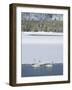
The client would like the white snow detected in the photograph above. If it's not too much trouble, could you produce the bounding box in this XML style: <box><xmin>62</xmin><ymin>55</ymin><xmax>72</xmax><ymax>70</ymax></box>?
<box><xmin>21</xmin><ymin>32</ymin><xmax>63</xmax><ymax>64</ymax></box>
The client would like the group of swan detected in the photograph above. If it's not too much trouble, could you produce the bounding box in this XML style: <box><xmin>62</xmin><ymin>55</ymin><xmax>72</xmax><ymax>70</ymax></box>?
<box><xmin>31</xmin><ymin>59</ymin><xmax>53</xmax><ymax>68</ymax></box>
<box><xmin>32</xmin><ymin>63</ymin><xmax>53</xmax><ymax>68</ymax></box>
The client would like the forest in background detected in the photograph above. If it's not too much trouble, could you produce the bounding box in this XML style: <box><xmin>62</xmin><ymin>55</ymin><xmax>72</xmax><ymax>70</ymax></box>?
<box><xmin>21</xmin><ymin>12</ymin><xmax>63</xmax><ymax>32</ymax></box>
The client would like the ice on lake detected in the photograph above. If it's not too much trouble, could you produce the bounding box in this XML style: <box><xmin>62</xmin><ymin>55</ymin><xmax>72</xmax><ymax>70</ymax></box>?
<box><xmin>21</xmin><ymin>32</ymin><xmax>63</xmax><ymax>64</ymax></box>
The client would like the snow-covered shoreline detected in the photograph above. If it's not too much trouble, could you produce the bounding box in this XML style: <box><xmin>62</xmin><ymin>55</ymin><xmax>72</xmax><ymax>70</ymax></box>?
<box><xmin>22</xmin><ymin>32</ymin><xmax>63</xmax><ymax>36</ymax></box>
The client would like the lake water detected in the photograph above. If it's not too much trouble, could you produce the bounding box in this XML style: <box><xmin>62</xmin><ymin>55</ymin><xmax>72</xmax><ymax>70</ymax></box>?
<box><xmin>21</xmin><ymin>63</ymin><xmax>63</xmax><ymax>77</ymax></box>
<box><xmin>21</xmin><ymin>32</ymin><xmax>63</xmax><ymax>77</ymax></box>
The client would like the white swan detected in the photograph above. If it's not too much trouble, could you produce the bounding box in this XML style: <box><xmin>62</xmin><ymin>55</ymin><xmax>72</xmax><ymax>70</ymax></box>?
<box><xmin>32</xmin><ymin>59</ymin><xmax>41</xmax><ymax>68</ymax></box>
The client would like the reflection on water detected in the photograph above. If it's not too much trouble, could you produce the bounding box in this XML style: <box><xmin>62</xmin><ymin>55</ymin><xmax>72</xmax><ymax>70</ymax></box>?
<box><xmin>21</xmin><ymin>63</ymin><xmax>63</xmax><ymax>77</ymax></box>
